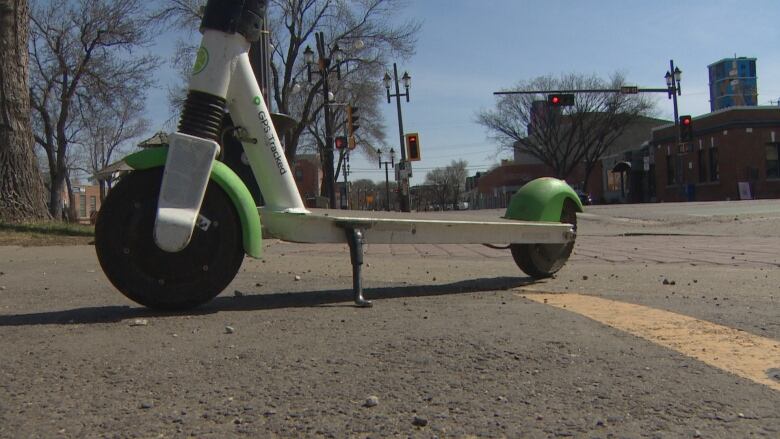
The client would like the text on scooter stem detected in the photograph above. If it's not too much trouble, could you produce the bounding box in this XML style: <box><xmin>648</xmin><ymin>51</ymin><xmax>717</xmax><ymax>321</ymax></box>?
<box><xmin>258</xmin><ymin>110</ymin><xmax>288</xmax><ymax>175</ymax></box>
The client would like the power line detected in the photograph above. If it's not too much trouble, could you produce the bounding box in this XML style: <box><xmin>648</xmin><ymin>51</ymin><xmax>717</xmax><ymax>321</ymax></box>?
<box><xmin>423</xmin><ymin>149</ymin><xmax>502</xmax><ymax>159</ymax></box>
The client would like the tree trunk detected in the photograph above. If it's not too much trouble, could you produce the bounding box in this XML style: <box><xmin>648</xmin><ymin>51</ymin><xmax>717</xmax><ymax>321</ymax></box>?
<box><xmin>582</xmin><ymin>162</ymin><xmax>596</xmax><ymax>193</ymax></box>
<box><xmin>64</xmin><ymin>172</ymin><xmax>76</xmax><ymax>222</ymax></box>
<box><xmin>0</xmin><ymin>0</ymin><xmax>49</xmax><ymax>223</ymax></box>
<box><xmin>49</xmin><ymin>171</ymin><xmax>65</xmax><ymax>220</ymax></box>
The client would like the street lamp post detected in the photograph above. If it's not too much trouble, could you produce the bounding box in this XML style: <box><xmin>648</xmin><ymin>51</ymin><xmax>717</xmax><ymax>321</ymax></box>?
<box><xmin>383</xmin><ymin>63</ymin><xmax>412</xmax><ymax>212</ymax></box>
<box><xmin>304</xmin><ymin>32</ymin><xmax>345</xmax><ymax>209</ymax></box>
<box><xmin>377</xmin><ymin>147</ymin><xmax>395</xmax><ymax>211</ymax></box>
<box><xmin>342</xmin><ymin>151</ymin><xmax>351</xmax><ymax>209</ymax></box>
<box><xmin>664</xmin><ymin>60</ymin><xmax>683</xmax><ymax>142</ymax></box>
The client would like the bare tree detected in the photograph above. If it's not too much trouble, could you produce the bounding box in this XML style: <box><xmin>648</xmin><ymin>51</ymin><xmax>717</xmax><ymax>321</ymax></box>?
<box><xmin>74</xmin><ymin>94</ymin><xmax>149</xmax><ymax>201</ymax></box>
<box><xmin>425</xmin><ymin>160</ymin><xmax>467</xmax><ymax>210</ymax></box>
<box><xmin>476</xmin><ymin>73</ymin><xmax>655</xmax><ymax>190</ymax></box>
<box><xmin>156</xmin><ymin>0</ymin><xmax>420</xmax><ymax>194</ymax></box>
<box><xmin>0</xmin><ymin>0</ymin><xmax>49</xmax><ymax>222</ymax></box>
<box><xmin>269</xmin><ymin>0</ymin><xmax>419</xmax><ymax>161</ymax></box>
<box><xmin>28</xmin><ymin>0</ymin><xmax>159</xmax><ymax>219</ymax></box>
<box><xmin>447</xmin><ymin>159</ymin><xmax>468</xmax><ymax>207</ymax></box>
<box><xmin>149</xmin><ymin>0</ymin><xmax>201</xmax><ymax>30</ymax></box>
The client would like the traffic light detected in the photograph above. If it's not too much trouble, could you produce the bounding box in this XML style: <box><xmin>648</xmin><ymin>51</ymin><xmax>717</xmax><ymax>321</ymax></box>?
<box><xmin>547</xmin><ymin>93</ymin><xmax>575</xmax><ymax>107</ymax></box>
<box><xmin>679</xmin><ymin>115</ymin><xmax>693</xmax><ymax>142</ymax></box>
<box><xmin>405</xmin><ymin>132</ymin><xmax>421</xmax><ymax>161</ymax></box>
<box><xmin>347</xmin><ymin>105</ymin><xmax>360</xmax><ymax>136</ymax></box>
<box><xmin>334</xmin><ymin>136</ymin><xmax>348</xmax><ymax>150</ymax></box>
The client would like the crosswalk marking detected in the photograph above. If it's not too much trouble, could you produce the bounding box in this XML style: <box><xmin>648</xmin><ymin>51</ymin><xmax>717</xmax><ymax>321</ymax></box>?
<box><xmin>519</xmin><ymin>292</ymin><xmax>780</xmax><ymax>392</ymax></box>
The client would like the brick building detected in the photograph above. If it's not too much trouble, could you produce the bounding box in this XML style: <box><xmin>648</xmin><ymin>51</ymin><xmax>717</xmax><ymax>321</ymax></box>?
<box><xmin>291</xmin><ymin>154</ymin><xmax>322</xmax><ymax>207</ymax></box>
<box><xmin>651</xmin><ymin>106</ymin><xmax>780</xmax><ymax>202</ymax></box>
<box><xmin>62</xmin><ymin>183</ymin><xmax>102</xmax><ymax>223</ymax></box>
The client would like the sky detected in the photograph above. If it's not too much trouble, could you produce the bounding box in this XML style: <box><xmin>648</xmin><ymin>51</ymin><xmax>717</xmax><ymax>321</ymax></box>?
<box><xmin>143</xmin><ymin>0</ymin><xmax>780</xmax><ymax>186</ymax></box>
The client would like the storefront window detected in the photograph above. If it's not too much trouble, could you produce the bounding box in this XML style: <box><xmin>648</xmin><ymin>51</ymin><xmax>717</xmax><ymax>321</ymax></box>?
<box><xmin>698</xmin><ymin>149</ymin><xmax>707</xmax><ymax>182</ymax></box>
<box><xmin>607</xmin><ymin>171</ymin><xmax>621</xmax><ymax>192</ymax></box>
<box><xmin>709</xmin><ymin>147</ymin><xmax>719</xmax><ymax>181</ymax></box>
<box><xmin>79</xmin><ymin>194</ymin><xmax>87</xmax><ymax>218</ymax></box>
<box><xmin>767</xmin><ymin>144</ymin><xmax>780</xmax><ymax>178</ymax></box>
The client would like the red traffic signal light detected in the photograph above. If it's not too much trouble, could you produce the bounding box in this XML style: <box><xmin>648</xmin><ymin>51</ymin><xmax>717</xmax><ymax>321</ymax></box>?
<box><xmin>679</xmin><ymin>115</ymin><xmax>693</xmax><ymax>142</ymax></box>
<box><xmin>405</xmin><ymin>132</ymin><xmax>421</xmax><ymax>161</ymax></box>
<box><xmin>548</xmin><ymin>93</ymin><xmax>574</xmax><ymax>107</ymax></box>
<box><xmin>334</xmin><ymin>136</ymin><xmax>348</xmax><ymax>149</ymax></box>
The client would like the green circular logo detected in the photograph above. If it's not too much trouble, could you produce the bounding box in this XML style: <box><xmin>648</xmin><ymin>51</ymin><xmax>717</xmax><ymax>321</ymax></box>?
<box><xmin>193</xmin><ymin>47</ymin><xmax>209</xmax><ymax>75</ymax></box>
<box><xmin>253</xmin><ymin>96</ymin><xmax>261</xmax><ymax>105</ymax></box>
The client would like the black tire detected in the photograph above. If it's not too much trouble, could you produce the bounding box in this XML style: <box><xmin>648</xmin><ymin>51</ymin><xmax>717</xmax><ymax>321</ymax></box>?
<box><xmin>95</xmin><ymin>168</ymin><xmax>244</xmax><ymax>310</ymax></box>
<box><xmin>510</xmin><ymin>199</ymin><xmax>577</xmax><ymax>279</ymax></box>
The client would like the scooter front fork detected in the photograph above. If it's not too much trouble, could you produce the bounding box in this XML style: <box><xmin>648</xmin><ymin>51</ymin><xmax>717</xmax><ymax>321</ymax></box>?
<box><xmin>154</xmin><ymin>91</ymin><xmax>224</xmax><ymax>253</ymax></box>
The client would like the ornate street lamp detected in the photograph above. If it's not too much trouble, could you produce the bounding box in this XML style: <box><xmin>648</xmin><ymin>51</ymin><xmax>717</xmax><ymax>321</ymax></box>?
<box><xmin>665</xmin><ymin>61</ymin><xmax>683</xmax><ymax>141</ymax></box>
<box><xmin>383</xmin><ymin>64</ymin><xmax>412</xmax><ymax>212</ymax></box>
<box><xmin>303</xmin><ymin>33</ymin><xmax>347</xmax><ymax>208</ymax></box>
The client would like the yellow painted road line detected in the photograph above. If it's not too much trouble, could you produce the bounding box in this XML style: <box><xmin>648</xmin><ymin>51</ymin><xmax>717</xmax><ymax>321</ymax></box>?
<box><xmin>520</xmin><ymin>292</ymin><xmax>780</xmax><ymax>391</ymax></box>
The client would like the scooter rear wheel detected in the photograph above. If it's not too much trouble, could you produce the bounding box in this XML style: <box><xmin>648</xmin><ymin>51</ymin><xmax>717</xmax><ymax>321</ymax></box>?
<box><xmin>510</xmin><ymin>199</ymin><xmax>577</xmax><ymax>279</ymax></box>
<box><xmin>95</xmin><ymin>168</ymin><xmax>244</xmax><ymax>310</ymax></box>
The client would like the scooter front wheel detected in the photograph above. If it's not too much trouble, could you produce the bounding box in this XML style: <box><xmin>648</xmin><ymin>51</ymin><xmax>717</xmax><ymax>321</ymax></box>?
<box><xmin>510</xmin><ymin>199</ymin><xmax>577</xmax><ymax>279</ymax></box>
<box><xmin>95</xmin><ymin>168</ymin><xmax>244</xmax><ymax>310</ymax></box>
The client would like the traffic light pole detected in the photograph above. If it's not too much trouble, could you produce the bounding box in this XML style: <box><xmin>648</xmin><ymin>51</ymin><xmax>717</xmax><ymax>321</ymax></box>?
<box><xmin>493</xmin><ymin>59</ymin><xmax>684</xmax><ymax>140</ymax></box>
<box><xmin>306</xmin><ymin>32</ymin><xmax>344</xmax><ymax>209</ymax></box>
<box><xmin>667</xmin><ymin>59</ymin><xmax>682</xmax><ymax>143</ymax></box>
<box><xmin>494</xmin><ymin>59</ymin><xmax>682</xmax><ymax>143</ymax></box>
<box><xmin>493</xmin><ymin>87</ymin><xmax>670</xmax><ymax>95</ymax></box>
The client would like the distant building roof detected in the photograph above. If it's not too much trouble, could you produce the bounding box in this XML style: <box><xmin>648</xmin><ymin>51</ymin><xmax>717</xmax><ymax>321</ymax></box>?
<box><xmin>707</xmin><ymin>56</ymin><xmax>756</xmax><ymax>68</ymax></box>
<box><xmin>138</xmin><ymin>131</ymin><xmax>169</xmax><ymax>148</ymax></box>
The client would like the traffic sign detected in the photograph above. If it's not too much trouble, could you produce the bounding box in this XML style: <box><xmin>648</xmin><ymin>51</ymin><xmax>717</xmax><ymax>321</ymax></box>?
<box><xmin>620</xmin><ymin>86</ymin><xmax>639</xmax><ymax>94</ymax></box>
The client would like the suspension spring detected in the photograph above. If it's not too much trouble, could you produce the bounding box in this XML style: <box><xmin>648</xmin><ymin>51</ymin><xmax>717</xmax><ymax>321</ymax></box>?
<box><xmin>178</xmin><ymin>90</ymin><xmax>226</xmax><ymax>141</ymax></box>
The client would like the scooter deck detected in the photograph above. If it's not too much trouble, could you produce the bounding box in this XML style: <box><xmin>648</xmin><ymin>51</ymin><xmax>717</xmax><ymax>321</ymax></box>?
<box><xmin>260</xmin><ymin>208</ymin><xmax>575</xmax><ymax>245</ymax></box>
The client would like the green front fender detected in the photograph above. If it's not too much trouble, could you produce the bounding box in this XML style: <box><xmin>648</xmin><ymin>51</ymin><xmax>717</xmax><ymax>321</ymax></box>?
<box><xmin>123</xmin><ymin>147</ymin><xmax>262</xmax><ymax>258</ymax></box>
<box><xmin>504</xmin><ymin>177</ymin><xmax>583</xmax><ymax>222</ymax></box>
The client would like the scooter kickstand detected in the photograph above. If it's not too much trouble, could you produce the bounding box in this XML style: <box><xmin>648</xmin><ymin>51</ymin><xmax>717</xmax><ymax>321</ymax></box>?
<box><xmin>345</xmin><ymin>228</ymin><xmax>372</xmax><ymax>308</ymax></box>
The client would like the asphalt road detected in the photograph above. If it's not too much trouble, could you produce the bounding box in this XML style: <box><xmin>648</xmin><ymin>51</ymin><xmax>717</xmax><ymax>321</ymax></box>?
<box><xmin>1</xmin><ymin>200</ymin><xmax>778</xmax><ymax>438</ymax></box>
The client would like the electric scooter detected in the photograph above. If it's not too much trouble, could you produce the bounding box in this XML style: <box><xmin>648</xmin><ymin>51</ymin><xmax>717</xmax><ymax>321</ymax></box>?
<box><xmin>94</xmin><ymin>0</ymin><xmax>582</xmax><ymax>310</ymax></box>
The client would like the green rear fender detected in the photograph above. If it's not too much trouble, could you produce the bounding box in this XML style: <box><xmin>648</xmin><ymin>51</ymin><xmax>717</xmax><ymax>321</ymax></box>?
<box><xmin>123</xmin><ymin>147</ymin><xmax>262</xmax><ymax>258</ymax></box>
<box><xmin>504</xmin><ymin>177</ymin><xmax>583</xmax><ymax>222</ymax></box>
